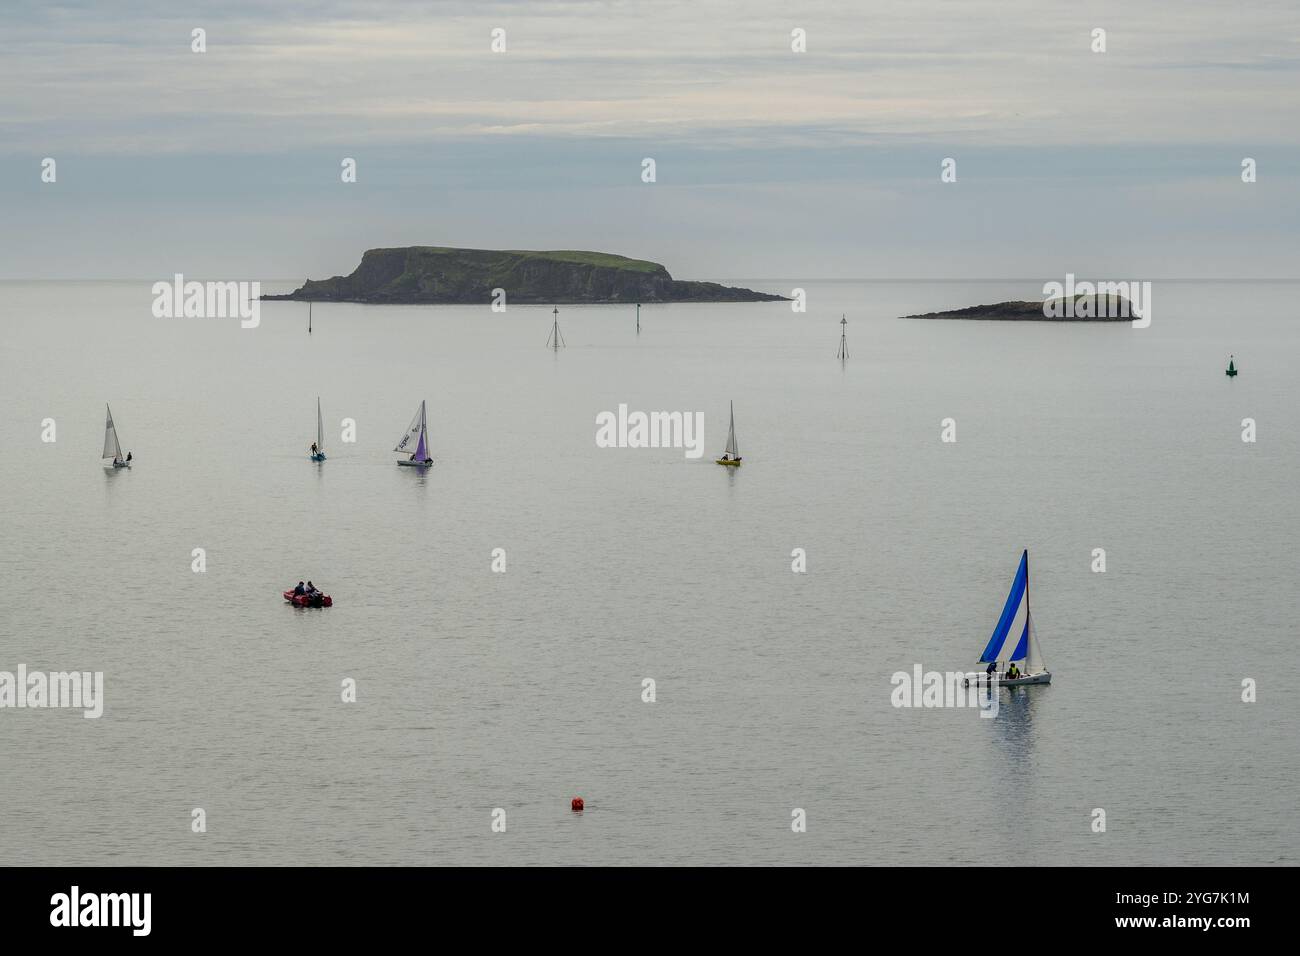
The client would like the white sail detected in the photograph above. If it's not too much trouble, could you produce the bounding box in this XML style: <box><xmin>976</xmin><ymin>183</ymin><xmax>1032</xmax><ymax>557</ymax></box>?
<box><xmin>316</xmin><ymin>397</ymin><xmax>324</xmax><ymax>451</ymax></box>
<box><xmin>102</xmin><ymin>404</ymin><xmax>123</xmax><ymax>460</ymax></box>
<box><xmin>394</xmin><ymin>401</ymin><xmax>425</xmax><ymax>455</ymax></box>
<box><xmin>724</xmin><ymin>402</ymin><xmax>739</xmax><ymax>458</ymax></box>
<box><xmin>1025</xmin><ymin>609</ymin><xmax>1046</xmax><ymax>674</ymax></box>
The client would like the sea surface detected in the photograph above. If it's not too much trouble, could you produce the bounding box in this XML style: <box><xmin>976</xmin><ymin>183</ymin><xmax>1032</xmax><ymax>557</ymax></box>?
<box><xmin>0</xmin><ymin>279</ymin><xmax>1296</xmax><ymax>866</ymax></box>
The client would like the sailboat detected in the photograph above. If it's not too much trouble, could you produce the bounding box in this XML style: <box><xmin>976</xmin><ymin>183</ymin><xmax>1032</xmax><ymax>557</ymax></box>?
<box><xmin>1225</xmin><ymin>355</ymin><xmax>1237</xmax><ymax>377</ymax></box>
<box><xmin>966</xmin><ymin>550</ymin><xmax>1051</xmax><ymax>687</ymax></box>
<box><xmin>102</xmin><ymin>403</ymin><xmax>131</xmax><ymax>468</ymax></box>
<box><xmin>715</xmin><ymin>401</ymin><xmax>742</xmax><ymax>466</ymax></box>
<box><xmin>310</xmin><ymin>397</ymin><xmax>326</xmax><ymax>461</ymax></box>
<box><xmin>394</xmin><ymin>400</ymin><xmax>433</xmax><ymax>467</ymax></box>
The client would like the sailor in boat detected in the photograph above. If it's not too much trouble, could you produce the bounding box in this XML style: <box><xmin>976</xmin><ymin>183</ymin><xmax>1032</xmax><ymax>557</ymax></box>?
<box><xmin>294</xmin><ymin>581</ymin><xmax>307</xmax><ymax>596</ymax></box>
<box><xmin>306</xmin><ymin>580</ymin><xmax>318</xmax><ymax>596</ymax></box>
<box><xmin>1007</xmin><ymin>663</ymin><xmax>1020</xmax><ymax>680</ymax></box>
<box><xmin>311</xmin><ymin>442</ymin><xmax>319</xmax><ymax>457</ymax></box>
<box><xmin>125</xmin><ymin>452</ymin><xmax>132</xmax><ymax>462</ymax></box>
<box><xmin>985</xmin><ymin>661</ymin><xmax>996</xmax><ymax>680</ymax></box>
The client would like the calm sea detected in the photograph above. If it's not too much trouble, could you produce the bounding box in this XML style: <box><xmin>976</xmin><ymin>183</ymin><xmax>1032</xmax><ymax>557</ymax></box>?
<box><xmin>0</xmin><ymin>279</ymin><xmax>1296</xmax><ymax>865</ymax></box>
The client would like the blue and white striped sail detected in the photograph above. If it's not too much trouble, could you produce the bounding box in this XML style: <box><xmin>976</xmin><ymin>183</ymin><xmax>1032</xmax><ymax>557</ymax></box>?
<box><xmin>979</xmin><ymin>550</ymin><xmax>1030</xmax><ymax>664</ymax></box>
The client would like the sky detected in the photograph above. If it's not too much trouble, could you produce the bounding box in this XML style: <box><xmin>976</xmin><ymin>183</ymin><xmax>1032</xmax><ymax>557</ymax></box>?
<box><xmin>1</xmin><ymin>0</ymin><xmax>1298</xmax><ymax>280</ymax></box>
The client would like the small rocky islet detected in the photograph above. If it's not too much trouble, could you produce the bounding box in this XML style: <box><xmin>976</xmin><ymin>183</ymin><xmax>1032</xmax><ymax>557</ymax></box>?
<box><xmin>903</xmin><ymin>295</ymin><xmax>1136</xmax><ymax>321</ymax></box>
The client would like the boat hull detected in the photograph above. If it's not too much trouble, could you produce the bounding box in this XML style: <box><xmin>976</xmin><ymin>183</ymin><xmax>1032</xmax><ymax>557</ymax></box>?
<box><xmin>310</xmin><ymin>453</ymin><xmax>326</xmax><ymax>461</ymax></box>
<box><xmin>109</xmin><ymin>460</ymin><xmax>131</xmax><ymax>469</ymax></box>
<box><xmin>283</xmin><ymin>589</ymin><xmax>332</xmax><ymax>608</ymax></box>
<box><xmin>716</xmin><ymin>459</ymin><xmax>741</xmax><ymax>467</ymax></box>
<box><xmin>964</xmin><ymin>671</ymin><xmax>1051</xmax><ymax>688</ymax></box>
<box><xmin>397</xmin><ymin>459</ymin><xmax>433</xmax><ymax>467</ymax></box>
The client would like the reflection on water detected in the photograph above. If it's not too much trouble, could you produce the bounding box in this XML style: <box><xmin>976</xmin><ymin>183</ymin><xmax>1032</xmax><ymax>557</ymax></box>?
<box><xmin>984</xmin><ymin>686</ymin><xmax>1043</xmax><ymax>765</ymax></box>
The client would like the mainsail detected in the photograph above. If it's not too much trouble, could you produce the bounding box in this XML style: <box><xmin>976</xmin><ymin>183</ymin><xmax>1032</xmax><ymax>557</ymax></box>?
<box><xmin>979</xmin><ymin>550</ymin><xmax>1030</xmax><ymax>664</ymax></box>
<box><xmin>414</xmin><ymin>408</ymin><xmax>428</xmax><ymax>461</ymax></box>
<box><xmin>102</xmin><ymin>404</ymin><xmax>123</xmax><ymax>461</ymax></box>
<box><xmin>316</xmin><ymin>397</ymin><xmax>324</xmax><ymax>452</ymax></box>
<box><xmin>394</xmin><ymin>400</ymin><xmax>427</xmax><ymax>457</ymax></box>
<box><xmin>724</xmin><ymin>401</ymin><xmax>739</xmax><ymax>458</ymax></box>
<box><xmin>1025</xmin><ymin>609</ymin><xmax>1046</xmax><ymax>674</ymax></box>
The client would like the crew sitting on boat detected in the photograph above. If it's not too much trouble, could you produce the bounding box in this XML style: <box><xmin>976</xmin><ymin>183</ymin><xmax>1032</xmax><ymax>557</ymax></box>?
<box><xmin>1007</xmin><ymin>663</ymin><xmax>1020</xmax><ymax>679</ymax></box>
<box><xmin>306</xmin><ymin>581</ymin><xmax>318</xmax><ymax>595</ymax></box>
<box><xmin>294</xmin><ymin>581</ymin><xmax>307</xmax><ymax>596</ymax></box>
<box><xmin>126</xmin><ymin>452</ymin><xmax>132</xmax><ymax>462</ymax></box>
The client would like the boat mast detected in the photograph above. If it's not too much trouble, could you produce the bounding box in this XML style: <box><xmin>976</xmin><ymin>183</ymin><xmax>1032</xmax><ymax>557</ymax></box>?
<box><xmin>1023</xmin><ymin>548</ymin><xmax>1047</xmax><ymax>674</ymax></box>
<box><xmin>726</xmin><ymin>401</ymin><xmax>738</xmax><ymax>458</ymax></box>
<box><xmin>837</xmin><ymin>314</ymin><xmax>848</xmax><ymax>360</ymax></box>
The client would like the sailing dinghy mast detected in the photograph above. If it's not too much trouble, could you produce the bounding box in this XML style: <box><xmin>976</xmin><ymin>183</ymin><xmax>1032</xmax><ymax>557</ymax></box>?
<box><xmin>726</xmin><ymin>401</ymin><xmax>739</xmax><ymax>459</ymax></box>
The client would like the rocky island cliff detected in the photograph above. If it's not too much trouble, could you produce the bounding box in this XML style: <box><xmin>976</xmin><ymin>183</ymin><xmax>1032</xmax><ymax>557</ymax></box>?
<box><xmin>264</xmin><ymin>247</ymin><xmax>786</xmax><ymax>304</ymax></box>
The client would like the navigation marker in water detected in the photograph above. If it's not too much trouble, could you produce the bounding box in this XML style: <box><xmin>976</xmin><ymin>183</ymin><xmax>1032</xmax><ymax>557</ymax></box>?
<box><xmin>547</xmin><ymin>306</ymin><xmax>566</xmax><ymax>350</ymax></box>
<box><xmin>636</xmin><ymin>302</ymin><xmax>641</xmax><ymax>335</ymax></box>
<box><xmin>837</xmin><ymin>314</ymin><xmax>848</xmax><ymax>360</ymax></box>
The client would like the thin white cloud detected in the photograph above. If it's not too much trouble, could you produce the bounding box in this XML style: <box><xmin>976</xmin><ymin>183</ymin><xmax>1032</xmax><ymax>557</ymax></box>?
<box><xmin>3</xmin><ymin>0</ymin><xmax>1298</xmax><ymax>153</ymax></box>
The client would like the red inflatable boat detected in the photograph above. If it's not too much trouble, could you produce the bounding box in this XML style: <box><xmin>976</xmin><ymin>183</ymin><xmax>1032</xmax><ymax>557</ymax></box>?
<box><xmin>284</xmin><ymin>589</ymin><xmax>333</xmax><ymax>608</ymax></box>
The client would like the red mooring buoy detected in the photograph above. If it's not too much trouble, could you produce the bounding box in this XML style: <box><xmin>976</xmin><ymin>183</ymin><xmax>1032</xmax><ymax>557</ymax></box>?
<box><xmin>571</xmin><ymin>797</ymin><xmax>584</xmax><ymax>812</ymax></box>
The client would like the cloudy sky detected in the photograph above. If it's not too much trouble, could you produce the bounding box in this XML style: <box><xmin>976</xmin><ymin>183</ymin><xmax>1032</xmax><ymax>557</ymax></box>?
<box><xmin>1</xmin><ymin>0</ymin><xmax>1297</xmax><ymax>279</ymax></box>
